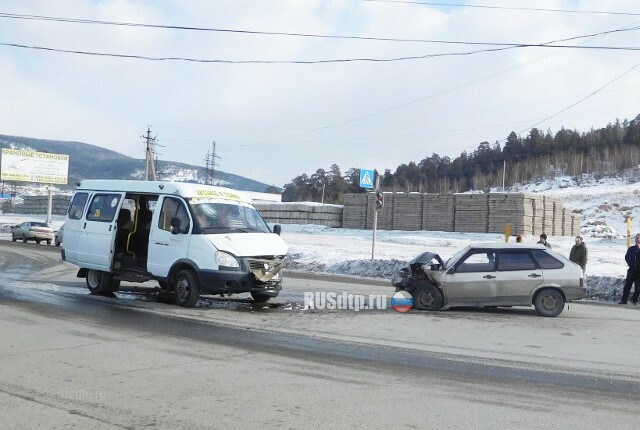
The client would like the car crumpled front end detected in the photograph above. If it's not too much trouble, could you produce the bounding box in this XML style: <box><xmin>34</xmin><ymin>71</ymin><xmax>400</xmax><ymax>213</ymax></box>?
<box><xmin>391</xmin><ymin>251</ymin><xmax>444</xmax><ymax>291</ymax></box>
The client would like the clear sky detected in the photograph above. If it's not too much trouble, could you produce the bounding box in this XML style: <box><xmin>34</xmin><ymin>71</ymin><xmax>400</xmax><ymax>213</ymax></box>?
<box><xmin>1</xmin><ymin>0</ymin><xmax>640</xmax><ymax>187</ymax></box>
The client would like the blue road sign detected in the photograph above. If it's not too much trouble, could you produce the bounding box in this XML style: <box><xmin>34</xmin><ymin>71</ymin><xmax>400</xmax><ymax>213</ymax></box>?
<box><xmin>359</xmin><ymin>169</ymin><xmax>374</xmax><ymax>189</ymax></box>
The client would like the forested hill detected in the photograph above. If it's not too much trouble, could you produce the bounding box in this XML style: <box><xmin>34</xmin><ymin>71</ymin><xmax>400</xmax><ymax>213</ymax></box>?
<box><xmin>282</xmin><ymin>114</ymin><xmax>640</xmax><ymax>203</ymax></box>
<box><xmin>0</xmin><ymin>135</ymin><xmax>275</xmax><ymax>192</ymax></box>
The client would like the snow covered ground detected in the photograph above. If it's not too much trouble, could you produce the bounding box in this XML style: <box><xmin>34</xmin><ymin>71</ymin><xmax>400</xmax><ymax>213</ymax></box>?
<box><xmin>509</xmin><ymin>173</ymin><xmax>640</xmax><ymax>239</ymax></box>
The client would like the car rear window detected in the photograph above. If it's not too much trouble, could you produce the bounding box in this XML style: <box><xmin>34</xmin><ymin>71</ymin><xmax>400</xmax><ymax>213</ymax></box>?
<box><xmin>31</xmin><ymin>222</ymin><xmax>49</xmax><ymax>228</ymax></box>
<box><xmin>532</xmin><ymin>250</ymin><xmax>564</xmax><ymax>269</ymax></box>
<box><xmin>498</xmin><ymin>251</ymin><xmax>538</xmax><ymax>271</ymax></box>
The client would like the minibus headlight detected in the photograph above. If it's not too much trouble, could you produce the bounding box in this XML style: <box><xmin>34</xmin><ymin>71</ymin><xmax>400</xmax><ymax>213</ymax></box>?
<box><xmin>216</xmin><ymin>251</ymin><xmax>240</xmax><ymax>268</ymax></box>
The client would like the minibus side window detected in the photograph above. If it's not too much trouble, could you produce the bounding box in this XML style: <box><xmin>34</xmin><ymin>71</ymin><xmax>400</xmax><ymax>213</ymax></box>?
<box><xmin>86</xmin><ymin>194</ymin><xmax>121</xmax><ymax>222</ymax></box>
<box><xmin>68</xmin><ymin>192</ymin><xmax>89</xmax><ymax>220</ymax></box>
<box><xmin>158</xmin><ymin>197</ymin><xmax>190</xmax><ymax>233</ymax></box>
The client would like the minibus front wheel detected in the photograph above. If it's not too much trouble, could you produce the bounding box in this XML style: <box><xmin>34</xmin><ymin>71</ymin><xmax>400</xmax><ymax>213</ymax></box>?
<box><xmin>174</xmin><ymin>269</ymin><xmax>200</xmax><ymax>308</ymax></box>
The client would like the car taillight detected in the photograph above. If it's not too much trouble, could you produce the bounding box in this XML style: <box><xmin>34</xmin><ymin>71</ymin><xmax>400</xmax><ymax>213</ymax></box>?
<box><xmin>580</xmin><ymin>278</ymin><xmax>584</xmax><ymax>288</ymax></box>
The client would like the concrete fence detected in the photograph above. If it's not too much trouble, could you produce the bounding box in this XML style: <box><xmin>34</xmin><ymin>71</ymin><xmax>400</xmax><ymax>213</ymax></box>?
<box><xmin>1</xmin><ymin>195</ymin><xmax>71</xmax><ymax>215</ymax></box>
<box><xmin>254</xmin><ymin>202</ymin><xmax>343</xmax><ymax>228</ymax></box>
<box><xmin>342</xmin><ymin>192</ymin><xmax>581</xmax><ymax>236</ymax></box>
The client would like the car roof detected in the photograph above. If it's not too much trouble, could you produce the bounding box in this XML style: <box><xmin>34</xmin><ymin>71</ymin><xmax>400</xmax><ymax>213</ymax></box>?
<box><xmin>469</xmin><ymin>242</ymin><xmax>548</xmax><ymax>250</ymax></box>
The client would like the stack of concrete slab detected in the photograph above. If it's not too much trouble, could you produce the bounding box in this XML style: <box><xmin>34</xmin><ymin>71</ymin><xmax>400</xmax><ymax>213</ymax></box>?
<box><xmin>5</xmin><ymin>195</ymin><xmax>72</xmax><ymax>215</ymax></box>
<box><xmin>366</xmin><ymin>192</ymin><xmax>394</xmax><ymax>230</ymax></box>
<box><xmin>571</xmin><ymin>214</ymin><xmax>582</xmax><ymax>236</ymax></box>
<box><xmin>454</xmin><ymin>194</ymin><xmax>489</xmax><ymax>233</ymax></box>
<box><xmin>342</xmin><ymin>194</ymin><xmax>368</xmax><ymax>229</ymax></box>
<box><xmin>530</xmin><ymin>195</ymin><xmax>544</xmax><ymax>236</ymax></box>
<box><xmin>542</xmin><ymin>196</ymin><xmax>558</xmax><ymax>236</ymax></box>
<box><xmin>552</xmin><ymin>200</ymin><xmax>564</xmax><ymax>236</ymax></box>
<box><xmin>487</xmin><ymin>193</ymin><xmax>534</xmax><ymax>235</ymax></box>
<box><xmin>422</xmin><ymin>194</ymin><xmax>455</xmax><ymax>232</ymax></box>
<box><xmin>392</xmin><ymin>192</ymin><xmax>423</xmax><ymax>231</ymax></box>
<box><xmin>254</xmin><ymin>202</ymin><xmax>343</xmax><ymax>228</ymax></box>
<box><xmin>562</xmin><ymin>208</ymin><xmax>573</xmax><ymax>236</ymax></box>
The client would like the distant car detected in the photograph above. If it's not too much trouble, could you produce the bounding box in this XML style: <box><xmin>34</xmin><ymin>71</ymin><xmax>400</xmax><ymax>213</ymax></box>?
<box><xmin>55</xmin><ymin>224</ymin><xmax>64</xmax><ymax>247</ymax></box>
<box><xmin>11</xmin><ymin>221</ymin><xmax>55</xmax><ymax>245</ymax></box>
<box><xmin>392</xmin><ymin>243</ymin><xmax>586</xmax><ymax>317</ymax></box>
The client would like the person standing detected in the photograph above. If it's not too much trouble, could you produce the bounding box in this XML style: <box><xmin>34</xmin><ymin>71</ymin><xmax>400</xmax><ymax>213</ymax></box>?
<box><xmin>537</xmin><ymin>233</ymin><xmax>551</xmax><ymax>248</ymax></box>
<box><xmin>619</xmin><ymin>233</ymin><xmax>640</xmax><ymax>305</ymax></box>
<box><xmin>569</xmin><ymin>236</ymin><xmax>587</xmax><ymax>273</ymax></box>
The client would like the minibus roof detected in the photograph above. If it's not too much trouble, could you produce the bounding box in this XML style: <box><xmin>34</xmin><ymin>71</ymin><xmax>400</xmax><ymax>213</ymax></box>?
<box><xmin>77</xmin><ymin>180</ymin><xmax>252</xmax><ymax>203</ymax></box>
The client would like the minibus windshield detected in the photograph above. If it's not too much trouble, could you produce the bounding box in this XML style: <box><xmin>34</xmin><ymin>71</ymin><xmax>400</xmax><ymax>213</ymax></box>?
<box><xmin>188</xmin><ymin>199</ymin><xmax>271</xmax><ymax>234</ymax></box>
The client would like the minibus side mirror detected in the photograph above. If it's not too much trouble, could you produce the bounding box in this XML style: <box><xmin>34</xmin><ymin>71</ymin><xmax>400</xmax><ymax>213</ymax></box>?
<box><xmin>170</xmin><ymin>217</ymin><xmax>182</xmax><ymax>235</ymax></box>
<box><xmin>273</xmin><ymin>224</ymin><xmax>282</xmax><ymax>236</ymax></box>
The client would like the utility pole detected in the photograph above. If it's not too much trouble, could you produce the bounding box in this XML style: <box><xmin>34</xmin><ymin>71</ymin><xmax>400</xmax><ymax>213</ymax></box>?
<box><xmin>142</xmin><ymin>126</ymin><xmax>158</xmax><ymax>181</ymax></box>
<box><xmin>203</xmin><ymin>141</ymin><xmax>221</xmax><ymax>185</ymax></box>
<box><xmin>502</xmin><ymin>160</ymin><xmax>506</xmax><ymax>191</ymax></box>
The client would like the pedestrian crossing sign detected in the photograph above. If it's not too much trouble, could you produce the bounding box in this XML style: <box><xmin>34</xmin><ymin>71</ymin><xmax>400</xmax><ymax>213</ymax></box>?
<box><xmin>359</xmin><ymin>169</ymin><xmax>374</xmax><ymax>189</ymax></box>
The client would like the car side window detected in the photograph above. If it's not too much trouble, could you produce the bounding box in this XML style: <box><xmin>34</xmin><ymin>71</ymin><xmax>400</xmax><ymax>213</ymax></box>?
<box><xmin>532</xmin><ymin>250</ymin><xmax>564</xmax><ymax>269</ymax></box>
<box><xmin>158</xmin><ymin>197</ymin><xmax>190</xmax><ymax>233</ymax></box>
<box><xmin>68</xmin><ymin>192</ymin><xmax>89</xmax><ymax>220</ymax></box>
<box><xmin>456</xmin><ymin>251</ymin><xmax>496</xmax><ymax>273</ymax></box>
<box><xmin>498</xmin><ymin>251</ymin><xmax>538</xmax><ymax>271</ymax></box>
<box><xmin>86</xmin><ymin>194</ymin><xmax>121</xmax><ymax>222</ymax></box>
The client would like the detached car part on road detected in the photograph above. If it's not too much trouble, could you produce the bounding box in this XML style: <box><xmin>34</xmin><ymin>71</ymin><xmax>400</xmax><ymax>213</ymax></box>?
<box><xmin>11</xmin><ymin>221</ymin><xmax>55</xmax><ymax>245</ymax></box>
<box><xmin>392</xmin><ymin>243</ymin><xmax>586</xmax><ymax>317</ymax></box>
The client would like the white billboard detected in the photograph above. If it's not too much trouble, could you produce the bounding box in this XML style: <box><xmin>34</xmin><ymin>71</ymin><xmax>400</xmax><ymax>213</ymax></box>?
<box><xmin>0</xmin><ymin>148</ymin><xmax>69</xmax><ymax>185</ymax></box>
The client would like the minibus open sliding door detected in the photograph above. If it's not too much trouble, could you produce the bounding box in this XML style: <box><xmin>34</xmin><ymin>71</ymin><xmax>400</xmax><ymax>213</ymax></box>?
<box><xmin>80</xmin><ymin>192</ymin><xmax>126</xmax><ymax>272</ymax></box>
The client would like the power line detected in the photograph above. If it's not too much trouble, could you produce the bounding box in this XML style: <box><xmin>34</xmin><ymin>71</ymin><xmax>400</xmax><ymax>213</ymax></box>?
<box><xmin>363</xmin><ymin>0</ymin><xmax>640</xmax><ymax>17</ymax></box>
<box><xmin>244</xmin><ymin>19</ymin><xmax>640</xmax><ymax>146</ymax></box>
<box><xmin>514</xmin><ymin>60</ymin><xmax>640</xmax><ymax>138</ymax></box>
<box><xmin>0</xmin><ymin>11</ymin><xmax>638</xmax><ymax>46</ymax></box>
<box><xmin>1</xmin><ymin>39</ymin><xmax>639</xmax><ymax>65</ymax></box>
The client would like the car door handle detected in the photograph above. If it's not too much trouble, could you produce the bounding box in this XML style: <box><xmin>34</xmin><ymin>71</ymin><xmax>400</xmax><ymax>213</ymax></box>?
<box><xmin>154</xmin><ymin>242</ymin><xmax>169</xmax><ymax>246</ymax></box>
<box><xmin>528</xmin><ymin>273</ymin><xmax>542</xmax><ymax>278</ymax></box>
<box><xmin>483</xmin><ymin>275</ymin><xmax>496</xmax><ymax>279</ymax></box>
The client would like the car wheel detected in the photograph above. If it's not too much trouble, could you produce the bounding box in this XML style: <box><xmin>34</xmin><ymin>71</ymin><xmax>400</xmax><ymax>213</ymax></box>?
<box><xmin>46</xmin><ymin>240</ymin><xmax>51</xmax><ymax>245</ymax></box>
<box><xmin>36</xmin><ymin>240</ymin><xmax>41</xmax><ymax>244</ymax></box>
<box><xmin>86</xmin><ymin>269</ymin><xmax>119</xmax><ymax>294</ymax></box>
<box><xmin>22</xmin><ymin>236</ymin><xmax>27</xmax><ymax>243</ymax></box>
<box><xmin>534</xmin><ymin>288</ymin><xmax>565</xmax><ymax>317</ymax></box>
<box><xmin>251</xmin><ymin>292</ymin><xmax>277</xmax><ymax>303</ymax></box>
<box><xmin>412</xmin><ymin>282</ymin><xmax>443</xmax><ymax>311</ymax></box>
<box><xmin>174</xmin><ymin>270</ymin><xmax>200</xmax><ymax>308</ymax></box>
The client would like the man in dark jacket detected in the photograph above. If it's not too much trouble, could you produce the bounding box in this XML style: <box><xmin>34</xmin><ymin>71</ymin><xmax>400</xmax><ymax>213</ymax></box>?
<box><xmin>569</xmin><ymin>236</ymin><xmax>587</xmax><ymax>272</ymax></box>
<box><xmin>619</xmin><ymin>233</ymin><xmax>640</xmax><ymax>305</ymax></box>
<box><xmin>537</xmin><ymin>233</ymin><xmax>551</xmax><ymax>248</ymax></box>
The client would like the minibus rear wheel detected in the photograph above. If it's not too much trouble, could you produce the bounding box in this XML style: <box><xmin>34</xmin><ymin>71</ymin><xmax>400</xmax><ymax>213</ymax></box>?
<box><xmin>86</xmin><ymin>269</ymin><xmax>118</xmax><ymax>295</ymax></box>
<box><xmin>174</xmin><ymin>270</ymin><xmax>200</xmax><ymax>308</ymax></box>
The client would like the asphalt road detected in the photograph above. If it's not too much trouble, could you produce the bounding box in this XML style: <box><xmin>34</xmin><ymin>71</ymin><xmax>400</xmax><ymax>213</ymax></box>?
<box><xmin>1</xmin><ymin>240</ymin><xmax>639</xmax><ymax>429</ymax></box>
